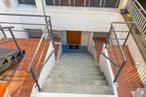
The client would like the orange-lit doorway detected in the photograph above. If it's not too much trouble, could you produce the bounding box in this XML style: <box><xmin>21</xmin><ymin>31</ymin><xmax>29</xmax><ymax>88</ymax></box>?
<box><xmin>67</xmin><ymin>31</ymin><xmax>81</xmax><ymax>45</ymax></box>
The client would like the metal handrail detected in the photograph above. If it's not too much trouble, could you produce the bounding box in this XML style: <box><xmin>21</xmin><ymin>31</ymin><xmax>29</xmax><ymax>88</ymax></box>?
<box><xmin>0</xmin><ymin>13</ymin><xmax>51</xmax><ymax>18</ymax></box>
<box><xmin>127</xmin><ymin>0</ymin><xmax>146</xmax><ymax>34</ymax></box>
<box><xmin>0</xmin><ymin>13</ymin><xmax>52</xmax><ymax>36</ymax></box>
<box><xmin>93</xmin><ymin>46</ymin><xmax>119</xmax><ymax>67</ymax></box>
<box><xmin>135</xmin><ymin>0</ymin><xmax>146</xmax><ymax>14</ymax></box>
<box><xmin>102</xmin><ymin>22</ymin><xmax>136</xmax><ymax>82</ymax></box>
<box><xmin>0</xmin><ymin>13</ymin><xmax>53</xmax><ymax>91</ymax></box>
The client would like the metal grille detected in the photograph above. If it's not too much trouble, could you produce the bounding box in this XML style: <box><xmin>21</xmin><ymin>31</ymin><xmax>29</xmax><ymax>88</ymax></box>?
<box><xmin>45</xmin><ymin>0</ymin><xmax>120</xmax><ymax>8</ymax></box>
<box><xmin>93</xmin><ymin>32</ymin><xmax>108</xmax><ymax>38</ymax></box>
<box><xmin>127</xmin><ymin>0</ymin><xmax>146</xmax><ymax>34</ymax></box>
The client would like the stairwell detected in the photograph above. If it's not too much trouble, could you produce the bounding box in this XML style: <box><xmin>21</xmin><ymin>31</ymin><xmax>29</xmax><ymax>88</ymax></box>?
<box><xmin>41</xmin><ymin>53</ymin><xmax>113</xmax><ymax>95</ymax></box>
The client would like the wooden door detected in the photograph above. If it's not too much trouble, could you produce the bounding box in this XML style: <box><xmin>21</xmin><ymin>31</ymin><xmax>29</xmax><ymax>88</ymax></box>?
<box><xmin>67</xmin><ymin>31</ymin><xmax>81</xmax><ymax>45</ymax></box>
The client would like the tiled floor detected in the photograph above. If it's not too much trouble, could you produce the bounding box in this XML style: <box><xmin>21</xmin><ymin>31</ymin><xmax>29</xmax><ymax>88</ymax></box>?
<box><xmin>0</xmin><ymin>37</ymin><xmax>143</xmax><ymax>97</ymax></box>
<box><xmin>0</xmin><ymin>38</ymin><xmax>50</xmax><ymax>97</ymax></box>
<box><xmin>93</xmin><ymin>38</ymin><xmax>143</xmax><ymax>97</ymax></box>
<box><xmin>107</xmin><ymin>46</ymin><xmax>143</xmax><ymax>97</ymax></box>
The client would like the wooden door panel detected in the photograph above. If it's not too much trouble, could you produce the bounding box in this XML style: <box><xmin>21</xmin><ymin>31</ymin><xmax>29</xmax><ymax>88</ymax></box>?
<box><xmin>67</xmin><ymin>31</ymin><xmax>81</xmax><ymax>45</ymax></box>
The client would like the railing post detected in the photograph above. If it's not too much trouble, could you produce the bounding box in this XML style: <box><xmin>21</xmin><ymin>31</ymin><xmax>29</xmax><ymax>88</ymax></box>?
<box><xmin>0</xmin><ymin>25</ymin><xmax>7</xmax><ymax>37</ymax></box>
<box><xmin>113</xmin><ymin>61</ymin><xmax>126</xmax><ymax>83</ymax></box>
<box><xmin>8</xmin><ymin>28</ymin><xmax>21</xmax><ymax>52</ymax></box>
<box><xmin>123</xmin><ymin>24</ymin><xmax>134</xmax><ymax>46</ymax></box>
<box><xmin>105</xmin><ymin>26</ymin><xmax>112</xmax><ymax>48</ymax></box>
<box><xmin>30</xmin><ymin>68</ymin><xmax>41</xmax><ymax>92</ymax></box>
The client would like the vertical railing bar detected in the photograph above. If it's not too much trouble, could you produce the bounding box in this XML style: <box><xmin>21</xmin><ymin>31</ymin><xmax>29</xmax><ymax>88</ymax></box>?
<box><xmin>114</xmin><ymin>61</ymin><xmax>126</xmax><ymax>82</ymax></box>
<box><xmin>88</xmin><ymin>0</ymin><xmax>90</xmax><ymax>7</ymax></box>
<box><xmin>8</xmin><ymin>28</ymin><xmax>21</xmax><ymax>52</ymax></box>
<box><xmin>69</xmin><ymin>0</ymin><xmax>70</xmax><ymax>6</ymax></box>
<box><xmin>0</xmin><ymin>28</ymin><xmax>7</xmax><ymax>37</ymax></box>
<box><xmin>30</xmin><ymin>68</ymin><xmax>41</xmax><ymax>92</ymax></box>
<box><xmin>103</xmin><ymin>0</ymin><xmax>106</xmax><ymax>7</ymax></box>
<box><xmin>111</xmin><ymin>24</ymin><xmax>126</xmax><ymax>62</ymax></box>
<box><xmin>105</xmin><ymin>26</ymin><xmax>112</xmax><ymax>48</ymax></box>
<box><xmin>123</xmin><ymin>24</ymin><xmax>135</xmax><ymax>46</ymax></box>
<box><xmin>41</xmin><ymin>0</ymin><xmax>51</xmax><ymax>38</ymax></box>
<box><xmin>74</xmin><ymin>0</ymin><xmax>76</xmax><ymax>6</ymax></box>
<box><xmin>115</xmin><ymin>0</ymin><xmax>120</xmax><ymax>8</ymax></box>
<box><xmin>109</xmin><ymin>36</ymin><xmax>120</xmax><ymax>66</ymax></box>
<box><xmin>53</xmin><ymin>0</ymin><xmax>56</xmax><ymax>6</ymax></box>
<box><xmin>100</xmin><ymin>0</ymin><xmax>103</xmax><ymax>7</ymax></box>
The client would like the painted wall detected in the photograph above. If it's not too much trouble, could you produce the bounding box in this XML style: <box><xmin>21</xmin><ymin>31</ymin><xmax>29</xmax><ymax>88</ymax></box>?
<box><xmin>38</xmin><ymin>41</ymin><xmax>56</xmax><ymax>87</ymax></box>
<box><xmin>0</xmin><ymin>0</ymin><xmax>127</xmax><ymax>38</ymax></box>
<box><xmin>98</xmin><ymin>45</ymin><xmax>118</xmax><ymax>97</ymax></box>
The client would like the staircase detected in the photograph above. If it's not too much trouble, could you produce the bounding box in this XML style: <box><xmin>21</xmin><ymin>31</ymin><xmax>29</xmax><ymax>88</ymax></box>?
<box><xmin>41</xmin><ymin>53</ymin><xmax>113</xmax><ymax>95</ymax></box>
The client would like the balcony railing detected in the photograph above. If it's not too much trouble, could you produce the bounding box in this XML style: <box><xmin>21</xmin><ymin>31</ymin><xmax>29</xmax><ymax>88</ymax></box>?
<box><xmin>126</xmin><ymin>0</ymin><xmax>146</xmax><ymax>34</ymax></box>
<box><xmin>0</xmin><ymin>13</ymin><xmax>53</xmax><ymax>91</ymax></box>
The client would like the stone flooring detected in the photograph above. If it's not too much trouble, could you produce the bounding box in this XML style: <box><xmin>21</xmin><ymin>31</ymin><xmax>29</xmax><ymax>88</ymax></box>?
<box><xmin>42</xmin><ymin>53</ymin><xmax>112</xmax><ymax>95</ymax></box>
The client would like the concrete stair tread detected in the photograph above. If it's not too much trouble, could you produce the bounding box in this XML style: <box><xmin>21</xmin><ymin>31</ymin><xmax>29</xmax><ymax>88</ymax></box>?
<box><xmin>51</xmin><ymin>68</ymin><xmax>102</xmax><ymax>75</ymax></box>
<box><xmin>48</xmin><ymin>73</ymin><xmax>105</xmax><ymax>80</ymax></box>
<box><xmin>42</xmin><ymin>53</ymin><xmax>112</xmax><ymax>95</ymax></box>
<box><xmin>45</xmin><ymin>77</ymin><xmax>108</xmax><ymax>85</ymax></box>
<box><xmin>42</xmin><ymin>83</ymin><xmax>112</xmax><ymax>95</ymax></box>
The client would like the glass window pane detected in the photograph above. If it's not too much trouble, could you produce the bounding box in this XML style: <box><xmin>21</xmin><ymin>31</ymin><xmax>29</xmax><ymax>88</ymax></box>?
<box><xmin>60</xmin><ymin>0</ymin><xmax>69</xmax><ymax>6</ymax></box>
<box><xmin>18</xmin><ymin>0</ymin><xmax>36</xmax><ymax>5</ymax></box>
<box><xmin>46</xmin><ymin>0</ymin><xmax>54</xmax><ymax>5</ymax></box>
<box><xmin>55</xmin><ymin>0</ymin><xmax>59</xmax><ymax>6</ymax></box>
<box><xmin>104</xmin><ymin>0</ymin><xmax>118</xmax><ymax>8</ymax></box>
<box><xmin>75</xmin><ymin>0</ymin><xmax>84</xmax><ymax>6</ymax></box>
<box><xmin>90</xmin><ymin>0</ymin><xmax>101</xmax><ymax>7</ymax></box>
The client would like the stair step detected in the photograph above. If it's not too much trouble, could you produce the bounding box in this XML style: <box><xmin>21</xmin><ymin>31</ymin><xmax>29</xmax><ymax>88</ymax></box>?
<box><xmin>46</xmin><ymin>77</ymin><xmax>107</xmax><ymax>85</ymax></box>
<box><xmin>42</xmin><ymin>53</ymin><xmax>112</xmax><ymax>95</ymax></box>
<box><xmin>41</xmin><ymin>83</ymin><xmax>112</xmax><ymax>95</ymax></box>
<box><xmin>54</xmin><ymin>65</ymin><xmax>99</xmax><ymax>70</ymax></box>
<box><xmin>51</xmin><ymin>69</ymin><xmax>102</xmax><ymax>74</ymax></box>
<box><xmin>49</xmin><ymin>72</ymin><xmax>104</xmax><ymax>79</ymax></box>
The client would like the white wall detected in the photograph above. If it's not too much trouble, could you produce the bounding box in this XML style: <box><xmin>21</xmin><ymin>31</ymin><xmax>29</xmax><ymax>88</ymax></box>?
<box><xmin>81</xmin><ymin>32</ymin><xmax>90</xmax><ymax>46</ymax></box>
<box><xmin>38</xmin><ymin>41</ymin><xmax>56</xmax><ymax>87</ymax></box>
<box><xmin>0</xmin><ymin>0</ymin><xmax>127</xmax><ymax>38</ymax></box>
<box><xmin>61</xmin><ymin>31</ymin><xmax>67</xmax><ymax>45</ymax></box>
<box><xmin>0</xmin><ymin>0</ymin><xmax>29</xmax><ymax>38</ymax></box>
<box><xmin>98</xmin><ymin>45</ymin><xmax>118</xmax><ymax>97</ymax></box>
<box><xmin>88</xmin><ymin>32</ymin><xmax>97</xmax><ymax>60</ymax></box>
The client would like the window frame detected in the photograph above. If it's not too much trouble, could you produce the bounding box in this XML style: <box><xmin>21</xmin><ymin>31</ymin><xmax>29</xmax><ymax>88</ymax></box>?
<box><xmin>18</xmin><ymin>0</ymin><xmax>36</xmax><ymax>5</ymax></box>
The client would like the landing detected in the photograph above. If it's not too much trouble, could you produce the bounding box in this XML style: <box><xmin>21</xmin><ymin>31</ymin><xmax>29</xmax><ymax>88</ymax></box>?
<box><xmin>42</xmin><ymin>53</ymin><xmax>112</xmax><ymax>95</ymax></box>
